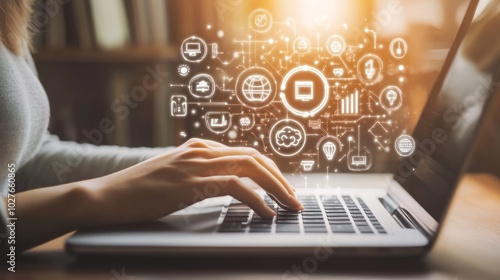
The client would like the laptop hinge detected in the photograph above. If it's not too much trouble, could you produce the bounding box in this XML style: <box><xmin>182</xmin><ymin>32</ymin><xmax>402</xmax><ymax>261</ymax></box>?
<box><xmin>379</xmin><ymin>195</ymin><xmax>431</xmax><ymax>238</ymax></box>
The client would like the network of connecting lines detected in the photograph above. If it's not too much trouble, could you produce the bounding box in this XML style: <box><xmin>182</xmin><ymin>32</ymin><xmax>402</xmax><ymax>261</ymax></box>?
<box><xmin>170</xmin><ymin>8</ymin><xmax>415</xmax><ymax>173</ymax></box>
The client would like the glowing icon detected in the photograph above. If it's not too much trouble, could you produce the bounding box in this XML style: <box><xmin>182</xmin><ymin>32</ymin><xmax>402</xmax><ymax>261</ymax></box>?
<box><xmin>177</xmin><ymin>64</ymin><xmax>190</xmax><ymax>77</ymax></box>
<box><xmin>211</xmin><ymin>115</ymin><xmax>228</xmax><ymax>127</ymax></box>
<box><xmin>212</xmin><ymin>43</ymin><xmax>218</xmax><ymax>59</ymax></box>
<box><xmin>351</xmin><ymin>156</ymin><xmax>367</xmax><ymax>166</ymax></box>
<box><xmin>249</xmin><ymin>9</ymin><xmax>273</xmax><ymax>33</ymax></box>
<box><xmin>269</xmin><ymin>119</ymin><xmax>306</xmax><ymax>157</ymax></box>
<box><xmin>180</xmin><ymin>131</ymin><xmax>187</xmax><ymax>138</ymax></box>
<box><xmin>298</xmin><ymin>40</ymin><xmax>308</xmax><ymax>50</ymax></box>
<box><xmin>316</xmin><ymin>136</ymin><xmax>343</xmax><ymax>161</ymax></box>
<box><xmin>365</xmin><ymin>59</ymin><xmax>375</xmax><ymax>80</ymax></box>
<box><xmin>357</xmin><ymin>54</ymin><xmax>383</xmax><ymax>85</ymax></box>
<box><xmin>340</xmin><ymin>90</ymin><xmax>359</xmax><ymax>115</ymax></box>
<box><xmin>294</xmin><ymin>81</ymin><xmax>314</xmax><ymax>101</ymax></box>
<box><xmin>280</xmin><ymin>66</ymin><xmax>329</xmax><ymax>118</ymax></box>
<box><xmin>205</xmin><ymin>112</ymin><xmax>231</xmax><ymax>134</ymax></box>
<box><xmin>309</xmin><ymin>119</ymin><xmax>322</xmax><ymax>130</ymax></box>
<box><xmin>395</xmin><ymin>135</ymin><xmax>415</xmax><ymax>157</ymax></box>
<box><xmin>293</xmin><ymin>37</ymin><xmax>311</xmax><ymax>54</ymax></box>
<box><xmin>276</xmin><ymin>126</ymin><xmax>302</xmax><ymax>147</ymax></box>
<box><xmin>326</xmin><ymin>35</ymin><xmax>346</xmax><ymax>56</ymax></box>
<box><xmin>189</xmin><ymin>74</ymin><xmax>215</xmax><ymax>98</ymax></box>
<box><xmin>379</xmin><ymin>86</ymin><xmax>403</xmax><ymax>112</ymax></box>
<box><xmin>236</xmin><ymin>67</ymin><xmax>276</xmax><ymax>109</ymax></box>
<box><xmin>185</xmin><ymin>42</ymin><xmax>201</xmax><ymax>56</ymax></box>
<box><xmin>333</xmin><ymin>68</ymin><xmax>344</xmax><ymax>77</ymax></box>
<box><xmin>234</xmin><ymin>114</ymin><xmax>255</xmax><ymax>131</ymax></box>
<box><xmin>347</xmin><ymin>126</ymin><xmax>372</xmax><ymax>171</ymax></box>
<box><xmin>239</xmin><ymin>117</ymin><xmax>251</xmax><ymax>127</ymax></box>
<box><xmin>390</xmin><ymin>38</ymin><xmax>408</xmax><ymax>59</ymax></box>
<box><xmin>300</xmin><ymin>160</ymin><xmax>315</xmax><ymax>172</ymax></box>
<box><xmin>181</xmin><ymin>36</ymin><xmax>208</xmax><ymax>63</ymax></box>
<box><xmin>386</xmin><ymin>90</ymin><xmax>397</xmax><ymax>106</ymax></box>
<box><xmin>322</xmin><ymin>142</ymin><xmax>337</xmax><ymax>161</ymax></box>
<box><xmin>171</xmin><ymin>95</ymin><xmax>187</xmax><ymax>117</ymax></box>
<box><xmin>196</xmin><ymin>80</ymin><xmax>210</xmax><ymax>92</ymax></box>
<box><xmin>254</xmin><ymin>14</ymin><xmax>267</xmax><ymax>27</ymax></box>
<box><xmin>242</xmin><ymin>75</ymin><xmax>272</xmax><ymax>102</ymax></box>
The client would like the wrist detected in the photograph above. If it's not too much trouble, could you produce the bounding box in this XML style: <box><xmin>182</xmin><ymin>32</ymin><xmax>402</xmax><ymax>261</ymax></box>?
<box><xmin>81</xmin><ymin>175</ymin><xmax>138</xmax><ymax>226</ymax></box>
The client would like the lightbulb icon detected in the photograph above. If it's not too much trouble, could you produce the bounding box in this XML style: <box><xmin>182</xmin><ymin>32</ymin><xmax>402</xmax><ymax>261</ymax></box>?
<box><xmin>322</xmin><ymin>142</ymin><xmax>337</xmax><ymax>161</ymax></box>
<box><xmin>396</xmin><ymin>42</ymin><xmax>402</xmax><ymax>55</ymax></box>
<box><xmin>386</xmin><ymin>90</ymin><xmax>397</xmax><ymax>106</ymax></box>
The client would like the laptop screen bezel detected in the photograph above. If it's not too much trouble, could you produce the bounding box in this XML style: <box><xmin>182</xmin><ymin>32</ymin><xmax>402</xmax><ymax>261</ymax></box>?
<box><xmin>387</xmin><ymin>0</ymin><xmax>487</xmax><ymax>238</ymax></box>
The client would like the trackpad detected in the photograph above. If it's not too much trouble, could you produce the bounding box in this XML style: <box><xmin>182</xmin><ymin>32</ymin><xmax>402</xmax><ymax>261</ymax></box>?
<box><xmin>78</xmin><ymin>198</ymin><xmax>226</xmax><ymax>235</ymax></box>
<box><xmin>157</xmin><ymin>205</ymin><xmax>222</xmax><ymax>232</ymax></box>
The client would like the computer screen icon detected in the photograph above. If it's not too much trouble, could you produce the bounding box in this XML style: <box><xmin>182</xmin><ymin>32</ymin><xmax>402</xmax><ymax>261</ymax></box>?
<box><xmin>294</xmin><ymin>81</ymin><xmax>314</xmax><ymax>101</ymax></box>
<box><xmin>184</xmin><ymin>42</ymin><xmax>201</xmax><ymax>56</ymax></box>
<box><xmin>351</xmin><ymin>156</ymin><xmax>367</xmax><ymax>166</ymax></box>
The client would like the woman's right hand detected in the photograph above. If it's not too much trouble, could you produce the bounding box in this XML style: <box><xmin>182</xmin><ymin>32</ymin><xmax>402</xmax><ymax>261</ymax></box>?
<box><xmin>86</xmin><ymin>138</ymin><xmax>303</xmax><ymax>225</ymax></box>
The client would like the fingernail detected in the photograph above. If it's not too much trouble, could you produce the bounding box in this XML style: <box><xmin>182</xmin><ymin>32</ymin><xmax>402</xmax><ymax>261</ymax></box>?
<box><xmin>265</xmin><ymin>207</ymin><xmax>277</xmax><ymax>217</ymax></box>
<box><xmin>288</xmin><ymin>194</ymin><xmax>303</xmax><ymax>208</ymax></box>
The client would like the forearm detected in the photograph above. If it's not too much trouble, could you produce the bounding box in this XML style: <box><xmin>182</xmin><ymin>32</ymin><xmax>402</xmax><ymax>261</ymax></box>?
<box><xmin>4</xmin><ymin>180</ymin><xmax>101</xmax><ymax>251</ymax></box>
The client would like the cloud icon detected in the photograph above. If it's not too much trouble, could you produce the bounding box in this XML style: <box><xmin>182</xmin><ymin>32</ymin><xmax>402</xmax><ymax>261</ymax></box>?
<box><xmin>275</xmin><ymin>126</ymin><xmax>302</xmax><ymax>147</ymax></box>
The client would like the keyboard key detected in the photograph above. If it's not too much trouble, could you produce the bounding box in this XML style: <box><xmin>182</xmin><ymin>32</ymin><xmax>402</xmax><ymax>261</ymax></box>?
<box><xmin>276</xmin><ymin>219</ymin><xmax>300</xmax><ymax>224</ymax></box>
<box><xmin>304</xmin><ymin>227</ymin><xmax>328</xmax><ymax>233</ymax></box>
<box><xmin>227</xmin><ymin>209</ymin><xmax>250</xmax><ymax>213</ymax></box>
<box><xmin>302</xmin><ymin>215</ymin><xmax>324</xmax><ymax>219</ymax></box>
<box><xmin>329</xmin><ymin>221</ymin><xmax>351</xmax><ymax>225</ymax></box>
<box><xmin>302</xmin><ymin>212</ymin><xmax>323</xmax><ymax>217</ymax></box>
<box><xmin>249</xmin><ymin>228</ymin><xmax>271</xmax><ymax>233</ymax></box>
<box><xmin>219</xmin><ymin>228</ymin><xmax>246</xmax><ymax>233</ymax></box>
<box><xmin>276</xmin><ymin>224</ymin><xmax>300</xmax><ymax>233</ymax></box>
<box><xmin>331</xmin><ymin>224</ymin><xmax>355</xmax><ymax>233</ymax></box>
<box><xmin>223</xmin><ymin>217</ymin><xmax>249</xmax><ymax>223</ymax></box>
<box><xmin>250</xmin><ymin>221</ymin><xmax>273</xmax><ymax>226</ymax></box>
<box><xmin>303</xmin><ymin>219</ymin><xmax>325</xmax><ymax>224</ymax></box>
<box><xmin>328</xmin><ymin>218</ymin><xmax>350</xmax><ymax>222</ymax></box>
<box><xmin>277</xmin><ymin>215</ymin><xmax>299</xmax><ymax>220</ymax></box>
<box><xmin>219</xmin><ymin>222</ymin><xmax>246</xmax><ymax>233</ymax></box>
<box><xmin>357</xmin><ymin>226</ymin><xmax>373</xmax><ymax>233</ymax></box>
<box><xmin>250</xmin><ymin>224</ymin><xmax>272</xmax><ymax>229</ymax></box>
<box><xmin>302</xmin><ymin>210</ymin><xmax>323</xmax><ymax>213</ymax></box>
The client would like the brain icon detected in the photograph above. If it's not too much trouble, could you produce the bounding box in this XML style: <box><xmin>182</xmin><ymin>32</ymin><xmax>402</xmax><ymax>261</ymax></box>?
<box><xmin>275</xmin><ymin>126</ymin><xmax>302</xmax><ymax>148</ymax></box>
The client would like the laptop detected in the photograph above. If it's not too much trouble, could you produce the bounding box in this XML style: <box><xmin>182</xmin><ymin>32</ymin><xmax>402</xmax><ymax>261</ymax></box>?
<box><xmin>67</xmin><ymin>0</ymin><xmax>499</xmax><ymax>257</ymax></box>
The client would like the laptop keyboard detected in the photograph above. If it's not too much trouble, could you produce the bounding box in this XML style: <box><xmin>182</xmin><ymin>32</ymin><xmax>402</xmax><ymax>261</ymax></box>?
<box><xmin>217</xmin><ymin>195</ymin><xmax>387</xmax><ymax>234</ymax></box>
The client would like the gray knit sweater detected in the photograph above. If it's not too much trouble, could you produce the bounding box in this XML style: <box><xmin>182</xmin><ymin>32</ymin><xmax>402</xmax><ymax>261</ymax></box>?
<box><xmin>0</xmin><ymin>43</ymin><xmax>166</xmax><ymax>247</ymax></box>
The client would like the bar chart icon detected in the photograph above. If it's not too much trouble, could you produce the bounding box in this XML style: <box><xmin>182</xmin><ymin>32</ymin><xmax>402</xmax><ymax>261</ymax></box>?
<box><xmin>340</xmin><ymin>90</ymin><xmax>359</xmax><ymax>115</ymax></box>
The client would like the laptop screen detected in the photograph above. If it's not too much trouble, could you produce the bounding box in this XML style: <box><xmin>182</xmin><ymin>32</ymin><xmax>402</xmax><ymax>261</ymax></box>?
<box><xmin>394</xmin><ymin>0</ymin><xmax>499</xmax><ymax>222</ymax></box>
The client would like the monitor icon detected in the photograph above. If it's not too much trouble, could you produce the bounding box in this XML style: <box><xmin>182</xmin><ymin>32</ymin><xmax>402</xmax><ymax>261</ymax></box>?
<box><xmin>180</xmin><ymin>36</ymin><xmax>208</xmax><ymax>63</ymax></box>
<box><xmin>295</xmin><ymin>81</ymin><xmax>314</xmax><ymax>101</ymax></box>
<box><xmin>184</xmin><ymin>42</ymin><xmax>201</xmax><ymax>56</ymax></box>
<box><xmin>351</xmin><ymin>156</ymin><xmax>367</xmax><ymax>166</ymax></box>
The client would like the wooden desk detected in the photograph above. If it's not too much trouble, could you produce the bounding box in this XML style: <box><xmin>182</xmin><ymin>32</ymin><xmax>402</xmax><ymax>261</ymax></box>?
<box><xmin>2</xmin><ymin>174</ymin><xmax>500</xmax><ymax>279</ymax></box>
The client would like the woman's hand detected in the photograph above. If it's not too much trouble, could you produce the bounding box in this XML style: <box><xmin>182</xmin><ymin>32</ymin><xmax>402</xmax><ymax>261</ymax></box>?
<box><xmin>87</xmin><ymin>138</ymin><xmax>303</xmax><ymax>225</ymax></box>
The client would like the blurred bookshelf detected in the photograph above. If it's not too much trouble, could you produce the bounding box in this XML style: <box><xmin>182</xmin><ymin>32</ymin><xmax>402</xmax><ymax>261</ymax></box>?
<box><xmin>31</xmin><ymin>0</ymin><xmax>210</xmax><ymax>148</ymax></box>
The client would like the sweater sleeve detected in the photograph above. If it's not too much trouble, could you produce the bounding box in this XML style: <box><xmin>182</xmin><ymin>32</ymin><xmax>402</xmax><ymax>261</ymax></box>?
<box><xmin>15</xmin><ymin>133</ymin><xmax>171</xmax><ymax>191</ymax></box>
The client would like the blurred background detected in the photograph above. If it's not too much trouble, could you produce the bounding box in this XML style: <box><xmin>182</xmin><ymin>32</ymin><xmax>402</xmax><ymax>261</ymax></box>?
<box><xmin>31</xmin><ymin>0</ymin><xmax>499</xmax><ymax>176</ymax></box>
